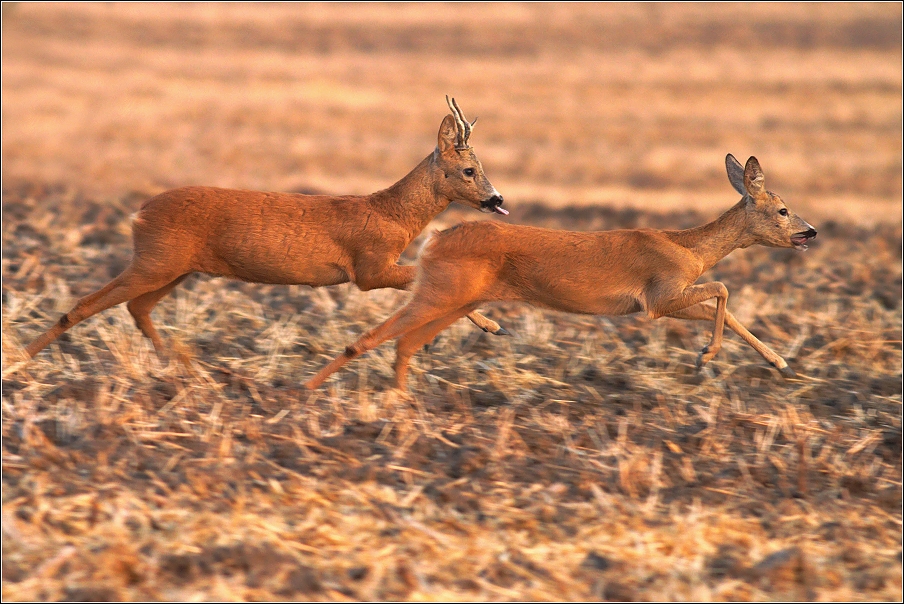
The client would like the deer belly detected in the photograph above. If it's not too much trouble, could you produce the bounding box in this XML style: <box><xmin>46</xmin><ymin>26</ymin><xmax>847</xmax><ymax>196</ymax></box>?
<box><xmin>198</xmin><ymin>246</ymin><xmax>351</xmax><ymax>286</ymax></box>
<box><xmin>231</xmin><ymin>260</ymin><xmax>350</xmax><ymax>285</ymax></box>
<box><xmin>530</xmin><ymin>285</ymin><xmax>642</xmax><ymax>316</ymax></box>
<box><xmin>586</xmin><ymin>294</ymin><xmax>644</xmax><ymax>316</ymax></box>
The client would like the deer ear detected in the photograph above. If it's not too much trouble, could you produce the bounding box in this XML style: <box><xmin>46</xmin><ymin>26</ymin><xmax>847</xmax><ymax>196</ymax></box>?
<box><xmin>743</xmin><ymin>156</ymin><xmax>765</xmax><ymax>195</ymax></box>
<box><xmin>437</xmin><ymin>114</ymin><xmax>458</xmax><ymax>155</ymax></box>
<box><xmin>725</xmin><ymin>154</ymin><xmax>746</xmax><ymax>195</ymax></box>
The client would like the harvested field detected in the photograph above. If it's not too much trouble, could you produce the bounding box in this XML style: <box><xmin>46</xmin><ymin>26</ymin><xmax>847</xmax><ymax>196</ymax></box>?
<box><xmin>2</xmin><ymin>3</ymin><xmax>902</xmax><ymax>601</ymax></box>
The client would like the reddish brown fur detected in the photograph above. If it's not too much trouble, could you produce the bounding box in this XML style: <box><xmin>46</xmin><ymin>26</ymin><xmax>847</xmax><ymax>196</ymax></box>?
<box><xmin>25</xmin><ymin>100</ymin><xmax>508</xmax><ymax>359</ymax></box>
<box><xmin>306</xmin><ymin>155</ymin><xmax>818</xmax><ymax>390</ymax></box>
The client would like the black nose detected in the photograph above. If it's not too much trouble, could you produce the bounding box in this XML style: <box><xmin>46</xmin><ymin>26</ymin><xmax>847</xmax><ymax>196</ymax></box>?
<box><xmin>805</xmin><ymin>227</ymin><xmax>817</xmax><ymax>239</ymax></box>
<box><xmin>482</xmin><ymin>194</ymin><xmax>503</xmax><ymax>209</ymax></box>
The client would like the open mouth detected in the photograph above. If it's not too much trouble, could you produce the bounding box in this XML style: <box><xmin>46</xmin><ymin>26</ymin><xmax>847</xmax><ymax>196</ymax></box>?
<box><xmin>791</xmin><ymin>229</ymin><xmax>817</xmax><ymax>250</ymax></box>
<box><xmin>480</xmin><ymin>197</ymin><xmax>508</xmax><ymax>215</ymax></box>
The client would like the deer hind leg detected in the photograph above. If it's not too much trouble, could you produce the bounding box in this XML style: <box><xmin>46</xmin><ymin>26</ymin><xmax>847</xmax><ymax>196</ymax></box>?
<box><xmin>393</xmin><ymin>305</ymin><xmax>478</xmax><ymax>389</ymax></box>
<box><xmin>666</xmin><ymin>303</ymin><xmax>796</xmax><ymax>378</ymax></box>
<box><xmin>304</xmin><ymin>300</ymin><xmax>460</xmax><ymax>390</ymax></box>
<box><xmin>25</xmin><ymin>267</ymin><xmax>184</xmax><ymax>358</ymax></box>
<box><xmin>353</xmin><ymin>261</ymin><xmax>509</xmax><ymax>337</ymax></box>
<box><xmin>126</xmin><ymin>274</ymin><xmax>190</xmax><ymax>355</ymax></box>
<box><xmin>648</xmin><ymin>281</ymin><xmax>728</xmax><ymax>369</ymax></box>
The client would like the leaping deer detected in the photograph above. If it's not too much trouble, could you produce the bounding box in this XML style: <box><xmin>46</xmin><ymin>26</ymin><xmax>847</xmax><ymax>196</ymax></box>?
<box><xmin>305</xmin><ymin>154</ymin><xmax>817</xmax><ymax>391</ymax></box>
<box><xmin>24</xmin><ymin>97</ymin><xmax>510</xmax><ymax>360</ymax></box>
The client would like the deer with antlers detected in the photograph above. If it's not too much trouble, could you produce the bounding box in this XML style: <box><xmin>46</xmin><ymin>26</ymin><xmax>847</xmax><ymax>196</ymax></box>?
<box><xmin>306</xmin><ymin>154</ymin><xmax>817</xmax><ymax>391</ymax></box>
<box><xmin>24</xmin><ymin>97</ymin><xmax>510</xmax><ymax>360</ymax></box>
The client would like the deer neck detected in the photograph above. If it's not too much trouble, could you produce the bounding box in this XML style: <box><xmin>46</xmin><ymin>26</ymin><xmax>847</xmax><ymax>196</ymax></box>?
<box><xmin>674</xmin><ymin>200</ymin><xmax>753</xmax><ymax>273</ymax></box>
<box><xmin>370</xmin><ymin>154</ymin><xmax>450</xmax><ymax>241</ymax></box>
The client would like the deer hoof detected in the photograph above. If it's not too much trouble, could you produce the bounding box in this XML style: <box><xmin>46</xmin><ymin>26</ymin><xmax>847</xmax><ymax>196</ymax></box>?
<box><xmin>696</xmin><ymin>351</ymin><xmax>718</xmax><ymax>370</ymax></box>
<box><xmin>494</xmin><ymin>326</ymin><xmax>512</xmax><ymax>336</ymax></box>
<box><xmin>696</xmin><ymin>344</ymin><xmax>720</xmax><ymax>368</ymax></box>
<box><xmin>779</xmin><ymin>365</ymin><xmax>797</xmax><ymax>379</ymax></box>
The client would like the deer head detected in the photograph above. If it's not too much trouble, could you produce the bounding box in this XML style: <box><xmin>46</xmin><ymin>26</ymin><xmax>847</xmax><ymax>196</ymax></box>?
<box><xmin>432</xmin><ymin>96</ymin><xmax>506</xmax><ymax>215</ymax></box>
<box><xmin>727</xmin><ymin>154</ymin><xmax>816</xmax><ymax>249</ymax></box>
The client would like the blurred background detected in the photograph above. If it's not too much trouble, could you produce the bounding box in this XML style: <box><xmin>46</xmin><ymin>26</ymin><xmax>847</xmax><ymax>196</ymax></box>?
<box><xmin>2</xmin><ymin>2</ymin><xmax>901</xmax><ymax>225</ymax></box>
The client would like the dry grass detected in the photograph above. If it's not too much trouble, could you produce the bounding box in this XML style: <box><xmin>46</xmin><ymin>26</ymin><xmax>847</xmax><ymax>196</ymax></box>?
<box><xmin>2</xmin><ymin>187</ymin><xmax>901</xmax><ymax>601</ymax></box>
<box><xmin>2</xmin><ymin>3</ymin><xmax>902</xmax><ymax>601</ymax></box>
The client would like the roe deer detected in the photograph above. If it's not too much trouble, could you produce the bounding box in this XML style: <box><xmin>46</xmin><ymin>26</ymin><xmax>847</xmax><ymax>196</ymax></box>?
<box><xmin>306</xmin><ymin>154</ymin><xmax>817</xmax><ymax>391</ymax></box>
<box><xmin>25</xmin><ymin>97</ymin><xmax>510</xmax><ymax>360</ymax></box>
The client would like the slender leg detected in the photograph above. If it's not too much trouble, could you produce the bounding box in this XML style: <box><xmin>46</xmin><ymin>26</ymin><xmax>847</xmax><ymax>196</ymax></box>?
<box><xmin>25</xmin><ymin>267</ymin><xmax>182</xmax><ymax>358</ymax></box>
<box><xmin>647</xmin><ymin>281</ymin><xmax>728</xmax><ymax>367</ymax></box>
<box><xmin>464</xmin><ymin>311</ymin><xmax>508</xmax><ymax>335</ymax></box>
<box><xmin>392</xmin><ymin>306</ymin><xmax>477</xmax><ymax>389</ymax></box>
<box><xmin>126</xmin><ymin>274</ymin><xmax>190</xmax><ymax>355</ymax></box>
<box><xmin>354</xmin><ymin>261</ymin><xmax>508</xmax><ymax>335</ymax></box>
<box><xmin>304</xmin><ymin>300</ymin><xmax>459</xmax><ymax>390</ymax></box>
<box><xmin>666</xmin><ymin>303</ymin><xmax>796</xmax><ymax>377</ymax></box>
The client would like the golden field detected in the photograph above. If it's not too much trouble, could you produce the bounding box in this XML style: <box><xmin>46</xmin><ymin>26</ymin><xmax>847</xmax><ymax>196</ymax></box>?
<box><xmin>2</xmin><ymin>3</ymin><xmax>901</xmax><ymax>600</ymax></box>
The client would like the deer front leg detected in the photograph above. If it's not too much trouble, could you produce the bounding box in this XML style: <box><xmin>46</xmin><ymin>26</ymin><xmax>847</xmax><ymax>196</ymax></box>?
<box><xmin>666</xmin><ymin>303</ymin><xmax>796</xmax><ymax>378</ymax></box>
<box><xmin>647</xmin><ymin>282</ymin><xmax>728</xmax><ymax>369</ymax></box>
<box><xmin>354</xmin><ymin>259</ymin><xmax>507</xmax><ymax>335</ymax></box>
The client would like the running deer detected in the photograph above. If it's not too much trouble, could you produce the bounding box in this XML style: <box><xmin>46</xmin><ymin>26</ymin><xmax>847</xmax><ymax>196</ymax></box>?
<box><xmin>24</xmin><ymin>97</ymin><xmax>510</xmax><ymax>360</ymax></box>
<box><xmin>306</xmin><ymin>154</ymin><xmax>817</xmax><ymax>390</ymax></box>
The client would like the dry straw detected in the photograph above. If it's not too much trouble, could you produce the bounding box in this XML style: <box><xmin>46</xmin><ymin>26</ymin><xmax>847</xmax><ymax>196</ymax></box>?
<box><xmin>2</xmin><ymin>185</ymin><xmax>901</xmax><ymax>600</ymax></box>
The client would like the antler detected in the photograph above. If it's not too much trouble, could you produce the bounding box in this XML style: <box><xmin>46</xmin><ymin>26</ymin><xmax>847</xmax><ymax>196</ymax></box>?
<box><xmin>446</xmin><ymin>95</ymin><xmax>477</xmax><ymax>150</ymax></box>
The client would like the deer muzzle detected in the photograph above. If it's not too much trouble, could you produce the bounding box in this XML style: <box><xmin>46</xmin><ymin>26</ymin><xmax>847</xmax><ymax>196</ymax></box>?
<box><xmin>791</xmin><ymin>227</ymin><xmax>817</xmax><ymax>249</ymax></box>
<box><xmin>481</xmin><ymin>194</ymin><xmax>508</xmax><ymax>215</ymax></box>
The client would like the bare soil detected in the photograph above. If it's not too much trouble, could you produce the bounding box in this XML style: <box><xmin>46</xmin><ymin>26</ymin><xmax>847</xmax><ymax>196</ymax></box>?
<box><xmin>2</xmin><ymin>4</ymin><xmax>901</xmax><ymax>601</ymax></box>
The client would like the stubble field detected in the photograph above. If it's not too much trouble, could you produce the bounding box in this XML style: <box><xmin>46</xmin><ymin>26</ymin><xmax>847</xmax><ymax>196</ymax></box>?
<box><xmin>2</xmin><ymin>3</ymin><xmax>902</xmax><ymax>601</ymax></box>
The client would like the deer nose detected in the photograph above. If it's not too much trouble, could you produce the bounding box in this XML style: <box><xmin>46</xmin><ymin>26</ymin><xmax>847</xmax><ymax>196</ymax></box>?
<box><xmin>804</xmin><ymin>227</ymin><xmax>817</xmax><ymax>239</ymax></box>
<box><xmin>482</xmin><ymin>194</ymin><xmax>508</xmax><ymax>215</ymax></box>
<box><xmin>481</xmin><ymin>194</ymin><xmax>503</xmax><ymax>208</ymax></box>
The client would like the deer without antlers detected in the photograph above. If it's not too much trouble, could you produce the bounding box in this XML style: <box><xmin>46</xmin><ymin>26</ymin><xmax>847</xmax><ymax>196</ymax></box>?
<box><xmin>306</xmin><ymin>154</ymin><xmax>818</xmax><ymax>391</ymax></box>
<box><xmin>25</xmin><ymin>97</ymin><xmax>510</xmax><ymax>360</ymax></box>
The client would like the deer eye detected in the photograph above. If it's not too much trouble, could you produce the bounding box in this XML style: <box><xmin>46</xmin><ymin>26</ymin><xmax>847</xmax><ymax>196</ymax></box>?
<box><xmin>779</xmin><ymin>208</ymin><xmax>788</xmax><ymax>216</ymax></box>
<box><xmin>463</xmin><ymin>168</ymin><xmax>475</xmax><ymax>177</ymax></box>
